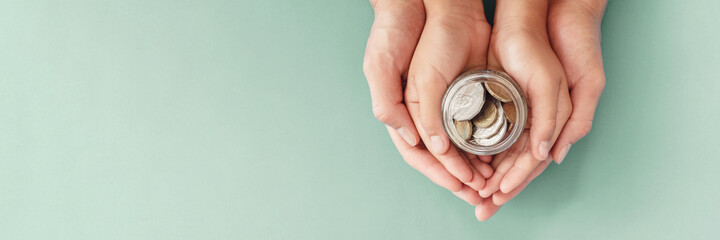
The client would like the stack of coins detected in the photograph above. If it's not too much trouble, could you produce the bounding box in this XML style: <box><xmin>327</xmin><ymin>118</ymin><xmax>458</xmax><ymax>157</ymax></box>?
<box><xmin>451</xmin><ymin>82</ymin><xmax>517</xmax><ymax>146</ymax></box>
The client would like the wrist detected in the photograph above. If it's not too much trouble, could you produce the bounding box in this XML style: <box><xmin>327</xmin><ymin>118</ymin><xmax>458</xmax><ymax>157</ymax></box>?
<box><xmin>493</xmin><ymin>0</ymin><xmax>550</xmax><ymax>39</ymax></box>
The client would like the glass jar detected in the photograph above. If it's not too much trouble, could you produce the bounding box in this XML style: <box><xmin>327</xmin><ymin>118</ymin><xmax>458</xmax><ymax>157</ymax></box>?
<box><xmin>441</xmin><ymin>68</ymin><xmax>528</xmax><ymax>155</ymax></box>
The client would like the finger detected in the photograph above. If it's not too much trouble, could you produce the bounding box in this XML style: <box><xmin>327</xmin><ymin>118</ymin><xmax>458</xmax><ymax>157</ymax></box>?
<box><xmin>499</xmin><ymin>82</ymin><xmax>571</xmax><ymax>193</ymax></box>
<box><xmin>493</xmin><ymin>159</ymin><xmax>552</xmax><ymax>205</ymax></box>
<box><xmin>475</xmin><ymin>198</ymin><xmax>502</xmax><ymax>221</ymax></box>
<box><xmin>465</xmin><ymin>164</ymin><xmax>487</xmax><ymax>191</ymax></box>
<box><xmin>480</xmin><ymin>156</ymin><xmax>512</xmax><ymax>198</ymax></box>
<box><xmin>471</xmin><ymin>157</ymin><xmax>495</xmax><ymax>179</ymax></box>
<box><xmin>452</xmin><ymin>184</ymin><xmax>483</xmax><ymax>206</ymax></box>
<box><xmin>460</xmin><ymin>153</ymin><xmax>487</xmax><ymax>190</ymax></box>
<box><xmin>499</xmin><ymin>151</ymin><xmax>541</xmax><ymax>193</ymax></box>
<box><xmin>463</xmin><ymin>151</ymin><xmax>480</xmax><ymax>166</ymax></box>
<box><xmin>465</xmin><ymin>152</ymin><xmax>493</xmax><ymax>179</ymax></box>
<box><xmin>387</xmin><ymin>126</ymin><xmax>463</xmax><ymax>192</ymax></box>
<box><xmin>478</xmin><ymin>155</ymin><xmax>493</xmax><ymax>163</ymax></box>
<box><xmin>478</xmin><ymin>132</ymin><xmax>529</xmax><ymax>198</ymax></box>
<box><xmin>364</xmin><ymin>0</ymin><xmax>425</xmax><ymax>146</ymax></box>
<box><xmin>407</xmin><ymin>102</ymin><xmax>475</xmax><ymax>183</ymax></box>
<box><xmin>526</xmin><ymin>70</ymin><xmax>562</xmax><ymax>162</ymax></box>
<box><xmin>551</xmin><ymin>83</ymin><xmax>602</xmax><ymax>164</ymax></box>
<box><xmin>548</xmin><ymin>2</ymin><xmax>606</xmax><ymax>164</ymax></box>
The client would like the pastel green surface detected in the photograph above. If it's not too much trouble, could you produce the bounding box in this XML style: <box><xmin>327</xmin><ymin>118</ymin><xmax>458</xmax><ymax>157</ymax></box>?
<box><xmin>1</xmin><ymin>0</ymin><xmax>719</xmax><ymax>239</ymax></box>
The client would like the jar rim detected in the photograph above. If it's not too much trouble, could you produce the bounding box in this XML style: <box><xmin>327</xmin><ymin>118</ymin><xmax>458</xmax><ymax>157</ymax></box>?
<box><xmin>441</xmin><ymin>69</ymin><xmax>528</xmax><ymax>155</ymax></box>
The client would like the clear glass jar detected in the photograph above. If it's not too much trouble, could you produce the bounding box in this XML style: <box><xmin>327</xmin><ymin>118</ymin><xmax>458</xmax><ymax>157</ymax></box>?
<box><xmin>441</xmin><ymin>68</ymin><xmax>528</xmax><ymax>155</ymax></box>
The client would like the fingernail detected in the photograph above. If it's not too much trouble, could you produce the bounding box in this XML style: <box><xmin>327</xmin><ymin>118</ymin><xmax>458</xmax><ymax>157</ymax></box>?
<box><xmin>430</xmin><ymin>135</ymin><xmax>445</xmax><ymax>153</ymax></box>
<box><xmin>397</xmin><ymin>127</ymin><xmax>417</xmax><ymax>146</ymax></box>
<box><xmin>557</xmin><ymin>144</ymin><xmax>571</xmax><ymax>164</ymax></box>
<box><xmin>538</xmin><ymin>141</ymin><xmax>549</xmax><ymax>160</ymax></box>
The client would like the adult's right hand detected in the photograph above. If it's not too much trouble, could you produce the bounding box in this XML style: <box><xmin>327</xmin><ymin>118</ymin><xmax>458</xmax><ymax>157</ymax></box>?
<box><xmin>475</xmin><ymin>0</ymin><xmax>608</xmax><ymax>220</ymax></box>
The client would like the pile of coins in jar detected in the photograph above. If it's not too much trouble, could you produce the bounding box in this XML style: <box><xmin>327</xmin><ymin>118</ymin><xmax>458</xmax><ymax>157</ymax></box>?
<box><xmin>449</xmin><ymin>81</ymin><xmax>517</xmax><ymax>147</ymax></box>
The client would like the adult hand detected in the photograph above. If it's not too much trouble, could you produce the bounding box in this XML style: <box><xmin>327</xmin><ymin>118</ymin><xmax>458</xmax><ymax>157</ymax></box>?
<box><xmin>363</xmin><ymin>0</ymin><xmax>494</xmax><ymax>202</ymax></box>
<box><xmin>475</xmin><ymin>0</ymin><xmax>608</xmax><ymax>220</ymax></box>
<box><xmin>547</xmin><ymin>0</ymin><xmax>608</xmax><ymax>164</ymax></box>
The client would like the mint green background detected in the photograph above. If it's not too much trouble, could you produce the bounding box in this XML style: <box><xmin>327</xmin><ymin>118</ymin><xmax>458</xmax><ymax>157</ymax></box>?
<box><xmin>1</xmin><ymin>0</ymin><xmax>719</xmax><ymax>239</ymax></box>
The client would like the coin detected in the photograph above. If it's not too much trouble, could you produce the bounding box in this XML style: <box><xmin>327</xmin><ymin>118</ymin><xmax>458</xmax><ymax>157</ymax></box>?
<box><xmin>472</xmin><ymin>99</ymin><xmax>497</xmax><ymax>128</ymax></box>
<box><xmin>450</xmin><ymin>82</ymin><xmax>485</xmax><ymax>121</ymax></box>
<box><xmin>502</xmin><ymin>101</ymin><xmax>517</xmax><ymax>123</ymax></box>
<box><xmin>472</xmin><ymin>101</ymin><xmax>505</xmax><ymax>139</ymax></box>
<box><xmin>475</xmin><ymin>120</ymin><xmax>508</xmax><ymax>146</ymax></box>
<box><xmin>453</xmin><ymin>120</ymin><xmax>472</xmax><ymax>140</ymax></box>
<box><xmin>485</xmin><ymin>82</ymin><xmax>512</xmax><ymax>102</ymax></box>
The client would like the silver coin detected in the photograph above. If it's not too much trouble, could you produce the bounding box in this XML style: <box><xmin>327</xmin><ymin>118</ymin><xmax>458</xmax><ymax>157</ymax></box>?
<box><xmin>450</xmin><ymin>82</ymin><xmax>485</xmax><ymax>121</ymax></box>
<box><xmin>472</xmin><ymin>101</ymin><xmax>505</xmax><ymax>139</ymax></box>
<box><xmin>475</xmin><ymin>120</ymin><xmax>508</xmax><ymax>146</ymax></box>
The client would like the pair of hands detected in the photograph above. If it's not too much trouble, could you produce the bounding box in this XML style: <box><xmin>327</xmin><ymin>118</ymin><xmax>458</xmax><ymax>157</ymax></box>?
<box><xmin>364</xmin><ymin>0</ymin><xmax>607</xmax><ymax>221</ymax></box>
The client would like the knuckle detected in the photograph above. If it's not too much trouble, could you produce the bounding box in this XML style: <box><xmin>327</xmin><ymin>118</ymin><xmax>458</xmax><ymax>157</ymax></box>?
<box><xmin>575</xmin><ymin>120</ymin><xmax>594</xmax><ymax>139</ymax></box>
<box><xmin>372</xmin><ymin>103</ymin><xmax>393</xmax><ymax>123</ymax></box>
<box><xmin>363</xmin><ymin>53</ymin><xmax>396</xmax><ymax>83</ymax></box>
<box><xmin>362</xmin><ymin>57</ymin><xmax>374</xmax><ymax>77</ymax></box>
<box><xmin>591</xmin><ymin>76</ymin><xmax>606</xmax><ymax>91</ymax></box>
<box><xmin>447</xmin><ymin>181</ymin><xmax>463</xmax><ymax>192</ymax></box>
<box><xmin>575</xmin><ymin>68</ymin><xmax>606</xmax><ymax>96</ymax></box>
<box><xmin>364</xmin><ymin>52</ymin><xmax>397</xmax><ymax>81</ymax></box>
